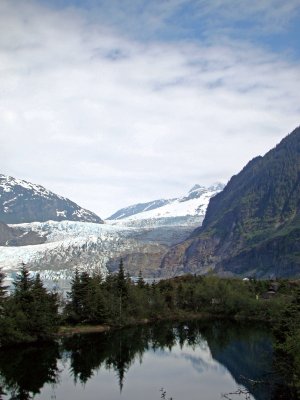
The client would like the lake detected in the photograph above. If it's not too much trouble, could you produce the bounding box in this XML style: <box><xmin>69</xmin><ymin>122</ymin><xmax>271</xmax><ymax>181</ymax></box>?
<box><xmin>0</xmin><ymin>319</ymin><xmax>290</xmax><ymax>400</ymax></box>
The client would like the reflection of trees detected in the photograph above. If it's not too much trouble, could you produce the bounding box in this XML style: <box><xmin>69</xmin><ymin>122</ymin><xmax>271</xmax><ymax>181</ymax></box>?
<box><xmin>62</xmin><ymin>324</ymin><xmax>180</xmax><ymax>390</ymax></box>
<box><xmin>62</xmin><ymin>327</ymin><xmax>146</xmax><ymax>388</ymax></box>
<box><xmin>197</xmin><ymin>320</ymin><xmax>294</xmax><ymax>400</ymax></box>
<box><xmin>62</xmin><ymin>323</ymin><xmax>190</xmax><ymax>391</ymax></box>
<box><xmin>62</xmin><ymin>320</ymin><xmax>268</xmax><ymax>394</ymax></box>
<box><xmin>0</xmin><ymin>343</ymin><xmax>59</xmax><ymax>400</ymax></box>
<box><xmin>0</xmin><ymin>320</ymin><xmax>292</xmax><ymax>399</ymax></box>
<box><xmin>0</xmin><ymin>386</ymin><xmax>7</xmax><ymax>400</ymax></box>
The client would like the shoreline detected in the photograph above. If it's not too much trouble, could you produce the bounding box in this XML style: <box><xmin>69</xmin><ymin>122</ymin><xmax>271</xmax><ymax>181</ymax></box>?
<box><xmin>56</xmin><ymin>312</ymin><xmax>269</xmax><ymax>337</ymax></box>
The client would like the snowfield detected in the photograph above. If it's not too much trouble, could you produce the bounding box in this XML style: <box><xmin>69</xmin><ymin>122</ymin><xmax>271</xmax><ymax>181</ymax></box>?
<box><xmin>110</xmin><ymin>183</ymin><xmax>224</xmax><ymax>227</ymax></box>
<box><xmin>0</xmin><ymin>221</ymin><xmax>133</xmax><ymax>274</ymax></box>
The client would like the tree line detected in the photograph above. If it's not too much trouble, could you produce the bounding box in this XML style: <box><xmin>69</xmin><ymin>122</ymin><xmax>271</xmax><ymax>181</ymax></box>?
<box><xmin>0</xmin><ymin>262</ymin><xmax>299</xmax><ymax>394</ymax></box>
<box><xmin>0</xmin><ymin>321</ymin><xmax>286</xmax><ymax>399</ymax></box>
<box><xmin>0</xmin><ymin>264</ymin><xmax>59</xmax><ymax>346</ymax></box>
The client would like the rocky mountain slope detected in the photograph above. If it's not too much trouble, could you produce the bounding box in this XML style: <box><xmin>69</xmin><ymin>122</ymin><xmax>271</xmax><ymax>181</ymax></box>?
<box><xmin>0</xmin><ymin>174</ymin><xmax>103</xmax><ymax>224</ymax></box>
<box><xmin>0</xmin><ymin>221</ymin><xmax>46</xmax><ymax>246</ymax></box>
<box><xmin>161</xmin><ymin>126</ymin><xmax>300</xmax><ymax>278</ymax></box>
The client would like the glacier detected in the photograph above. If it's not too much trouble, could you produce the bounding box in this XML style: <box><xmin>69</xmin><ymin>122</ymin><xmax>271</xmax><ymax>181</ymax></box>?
<box><xmin>0</xmin><ymin>183</ymin><xmax>224</xmax><ymax>280</ymax></box>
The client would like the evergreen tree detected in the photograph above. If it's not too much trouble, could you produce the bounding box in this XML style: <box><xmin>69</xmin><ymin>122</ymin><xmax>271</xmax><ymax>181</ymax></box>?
<box><xmin>13</xmin><ymin>263</ymin><xmax>34</xmax><ymax>318</ymax></box>
<box><xmin>30</xmin><ymin>274</ymin><xmax>59</xmax><ymax>338</ymax></box>
<box><xmin>0</xmin><ymin>268</ymin><xmax>9</xmax><ymax>332</ymax></box>
<box><xmin>117</xmin><ymin>259</ymin><xmax>128</xmax><ymax>298</ymax></box>
<box><xmin>1</xmin><ymin>264</ymin><xmax>59</xmax><ymax>346</ymax></box>
<box><xmin>0</xmin><ymin>268</ymin><xmax>8</xmax><ymax>302</ymax></box>
<box><xmin>13</xmin><ymin>263</ymin><xmax>33</xmax><ymax>295</ymax></box>
<box><xmin>67</xmin><ymin>268</ymin><xmax>82</xmax><ymax>322</ymax></box>
<box><xmin>137</xmin><ymin>270</ymin><xmax>145</xmax><ymax>289</ymax></box>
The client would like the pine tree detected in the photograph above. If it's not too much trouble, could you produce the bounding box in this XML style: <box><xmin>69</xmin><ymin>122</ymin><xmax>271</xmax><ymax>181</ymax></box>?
<box><xmin>137</xmin><ymin>270</ymin><xmax>145</xmax><ymax>289</ymax></box>
<box><xmin>117</xmin><ymin>259</ymin><xmax>128</xmax><ymax>299</ymax></box>
<box><xmin>67</xmin><ymin>268</ymin><xmax>82</xmax><ymax>322</ymax></box>
<box><xmin>13</xmin><ymin>263</ymin><xmax>33</xmax><ymax>293</ymax></box>
<box><xmin>30</xmin><ymin>274</ymin><xmax>59</xmax><ymax>338</ymax></box>
<box><xmin>0</xmin><ymin>268</ymin><xmax>8</xmax><ymax>326</ymax></box>
<box><xmin>0</xmin><ymin>268</ymin><xmax>8</xmax><ymax>302</ymax></box>
<box><xmin>13</xmin><ymin>263</ymin><xmax>34</xmax><ymax>316</ymax></box>
<box><xmin>10</xmin><ymin>264</ymin><xmax>59</xmax><ymax>341</ymax></box>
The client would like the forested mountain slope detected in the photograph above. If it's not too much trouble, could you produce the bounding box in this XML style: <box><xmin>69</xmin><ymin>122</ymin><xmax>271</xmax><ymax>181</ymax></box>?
<box><xmin>161</xmin><ymin>126</ymin><xmax>300</xmax><ymax>278</ymax></box>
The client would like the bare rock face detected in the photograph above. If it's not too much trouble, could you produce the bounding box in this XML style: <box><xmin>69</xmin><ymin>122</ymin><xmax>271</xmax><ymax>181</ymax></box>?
<box><xmin>0</xmin><ymin>221</ymin><xmax>46</xmax><ymax>246</ymax></box>
<box><xmin>0</xmin><ymin>174</ymin><xmax>103</xmax><ymax>224</ymax></box>
<box><xmin>106</xmin><ymin>243</ymin><xmax>169</xmax><ymax>277</ymax></box>
<box><xmin>161</xmin><ymin>126</ymin><xmax>300</xmax><ymax>278</ymax></box>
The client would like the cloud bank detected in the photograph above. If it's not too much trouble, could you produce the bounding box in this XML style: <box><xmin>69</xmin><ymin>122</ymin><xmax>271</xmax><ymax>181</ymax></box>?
<box><xmin>1</xmin><ymin>0</ymin><xmax>300</xmax><ymax>217</ymax></box>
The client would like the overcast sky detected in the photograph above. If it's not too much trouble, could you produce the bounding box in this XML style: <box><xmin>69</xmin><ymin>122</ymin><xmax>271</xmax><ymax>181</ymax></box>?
<box><xmin>1</xmin><ymin>0</ymin><xmax>300</xmax><ymax>218</ymax></box>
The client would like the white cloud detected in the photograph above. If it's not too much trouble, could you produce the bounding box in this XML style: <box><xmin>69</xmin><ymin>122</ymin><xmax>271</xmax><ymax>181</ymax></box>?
<box><xmin>0</xmin><ymin>0</ymin><xmax>300</xmax><ymax>217</ymax></box>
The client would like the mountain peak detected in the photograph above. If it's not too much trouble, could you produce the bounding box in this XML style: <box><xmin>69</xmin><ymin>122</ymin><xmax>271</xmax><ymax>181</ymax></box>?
<box><xmin>161</xmin><ymin>125</ymin><xmax>300</xmax><ymax>278</ymax></box>
<box><xmin>188</xmin><ymin>183</ymin><xmax>224</xmax><ymax>194</ymax></box>
<box><xmin>188</xmin><ymin>184</ymin><xmax>206</xmax><ymax>193</ymax></box>
<box><xmin>108</xmin><ymin>183</ymin><xmax>224</xmax><ymax>227</ymax></box>
<box><xmin>0</xmin><ymin>174</ymin><xmax>103</xmax><ymax>224</ymax></box>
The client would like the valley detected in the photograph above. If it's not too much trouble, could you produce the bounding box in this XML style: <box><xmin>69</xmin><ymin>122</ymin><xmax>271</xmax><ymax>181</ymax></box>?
<box><xmin>0</xmin><ymin>182</ymin><xmax>223</xmax><ymax>283</ymax></box>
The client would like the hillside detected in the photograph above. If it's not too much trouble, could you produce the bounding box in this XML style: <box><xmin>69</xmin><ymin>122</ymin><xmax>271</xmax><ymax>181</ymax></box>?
<box><xmin>161</xmin><ymin>126</ymin><xmax>300</xmax><ymax>278</ymax></box>
<box><xmin>0</xmin><ymin>174</ymin><xmax>103</xmax><ymax>224</ymax></box>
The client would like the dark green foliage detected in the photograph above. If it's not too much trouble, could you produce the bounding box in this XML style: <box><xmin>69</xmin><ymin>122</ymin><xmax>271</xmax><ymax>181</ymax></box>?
<box><xmin>64</xmin><ymin>267</ymin><xmax>299</xmax><ymax>330</ymax></box>
<box><xmin>0</xmin><ymin>264</ymin><xmax>59</xmax><ymax>347</ymax></box>
<box><xmin>203</xmin><ymin>127</ymin><xmax>300</xmax><ymax>232</ymax></box>
<box><xmin>137</xmin><ymin>270</ymin><xmax>146</xmax><ymax>289</ymax></box>
<box><xmin>0</xmin><ymin>318</ymin><xmax>295</xmax><ymax>400</ymax></box>
<box><xmin>0</xmin><ymin>263</ymin><xmax>300</xmax><ymax>399</ymax></box>
<box><xmin>0</xmin><ymin>268</ymin><xmax>8</xmax><ymax>302</ymax></box>
<box><xmin>1</xmin><ymin>259</ymin><xmax>300</xmax><ymax>397</ymax></box>
<box><xmin>273</xmin><ymin>287</ymin><xmax>300</xmax><ymax>397</ymax></box>
<box><xmin>0</xmin><ymin>342</ymin><xmax>59</xmax><ymax>399</ymax></box>
<box><xmin>117</xmin><ymin>259</ymin><xmax>127</xmax><ymax>296</ymax></box>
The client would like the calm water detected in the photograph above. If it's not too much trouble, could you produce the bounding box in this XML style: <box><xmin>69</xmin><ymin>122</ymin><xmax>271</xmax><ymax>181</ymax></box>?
<box><xmin>0</xmin><ymin>320</ymin><xmax>289</xmax><ymax>400</ymax></box>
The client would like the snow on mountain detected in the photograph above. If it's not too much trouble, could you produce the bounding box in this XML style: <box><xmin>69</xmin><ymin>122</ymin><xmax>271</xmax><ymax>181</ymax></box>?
<box><xmin>0</xmin><ymin>221</ymin><xmax>130</xmax><ymax>273</ymax></box>
<box><xmin>109</xmin><ymin>183</ymin><xmax>224</xmax><ymax>228</ymax></box>
<box><xmin>0</xmin><ymin>183</ymin><xmax>225</xmax><ymax>279</ymax></box>
<box><xmin>108</xmin><ymin>199</ymin><xmax>175</xmax><ymax>220</ymax></box>
<box><xmin>0</xmin><ymin>174</ymin><xmax>103</xmax><ymax>224</ymax></box>
<box><xmin>0</xmin><ymin>221</ymin><xmax>178</xmax><ymax>278</ymax></box>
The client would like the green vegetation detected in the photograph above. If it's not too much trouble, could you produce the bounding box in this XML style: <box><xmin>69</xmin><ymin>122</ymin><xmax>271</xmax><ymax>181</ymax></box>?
<box><xmin>0</xmin><ymin>320</ymin><xmax>275</xmax><ymax>399</ymax></box>
<box><xmin>0</xmin><ymin>263</ymin><xmax>300</xmax><ymax>393</ymax></box>
<box><xmin>63</xmin><ymin>267</ymin><xmax>297</xmax><ymax>325</ymax></box>
<box><xmin>0</xmin><ymin>264</ymin><xmax>59</xmax><ymax>346</ymax></box>
<box><xmin>273</xmin><ymin>286</ymin><xmax>300</xmax><ymax>397</ymax></box>
<box><xmin>173</xmin><ymin>126</ymin><xmax>300</xmax><ymax>277</ymax></box>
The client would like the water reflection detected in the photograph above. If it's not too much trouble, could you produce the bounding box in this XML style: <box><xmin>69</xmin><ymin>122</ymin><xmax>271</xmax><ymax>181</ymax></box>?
<box><xmin>0</xmin><ymin>320</ymin><xmax>291</xmax><ymax>400</ymax></box>
<box><xmin>0</xmin><ymin>342</ymin><xmax>59</xmax><ymax>400</ymax></box>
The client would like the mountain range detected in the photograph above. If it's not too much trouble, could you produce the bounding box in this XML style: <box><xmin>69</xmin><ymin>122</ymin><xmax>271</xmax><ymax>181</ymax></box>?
<box><xmin>0</xmin><ymin>175</ymin><xmax>103</xmax><ymax>224</ymax></box>
<box><xmin>1</xmin><ymin>126</ymin><xmax>300</xmax><ymax>279</ymax></box>
<box><xmin>161</xmin><ymin>126</ymin><xmax>300</xmax><ymax>278</ymax></box>
<box><xmin>109</xmin><ymin>183</ymin><xmax>224</xmax><ymax>227</ymax></box>
<box><xmin>0</xmin><ymin>178</ymin><xmax>222</xmax><ymax>278</ymax></box>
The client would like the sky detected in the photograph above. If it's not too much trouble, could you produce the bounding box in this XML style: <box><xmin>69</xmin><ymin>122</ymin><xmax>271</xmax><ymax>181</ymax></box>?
<box><xmin>1</xmin><ymin>0</ymin><xmax>300</xmax><ymax>218</ymax></box>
